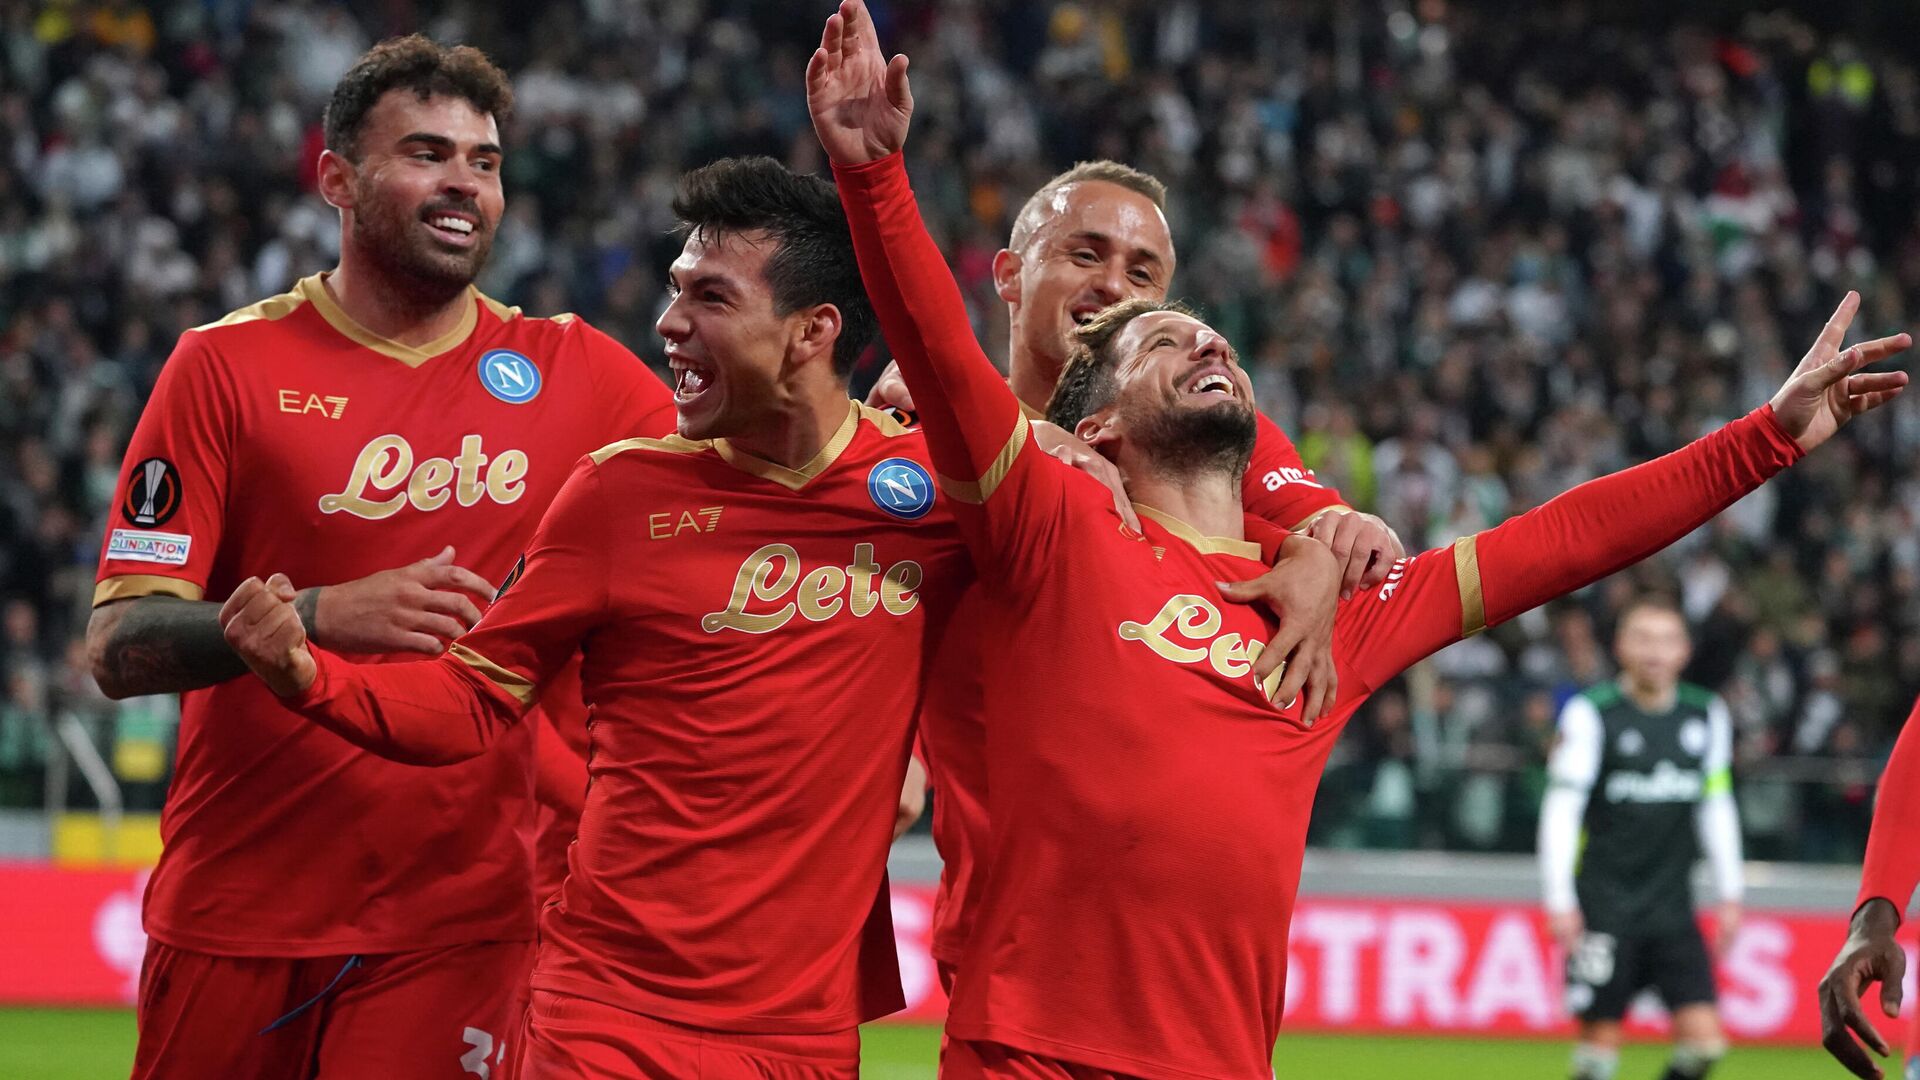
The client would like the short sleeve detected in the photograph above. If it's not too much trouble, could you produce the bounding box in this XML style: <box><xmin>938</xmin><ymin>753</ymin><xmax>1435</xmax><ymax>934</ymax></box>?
<box><xmin>94</xmin><ymin>332</ymin><xmax>234</xmax><ymax>605</ymax></box>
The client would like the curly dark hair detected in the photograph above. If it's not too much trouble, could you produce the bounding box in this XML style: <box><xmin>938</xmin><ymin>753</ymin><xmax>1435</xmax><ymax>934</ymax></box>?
<box><xmin>672</xmin><ymin>156</ymin><xmax>877</xmax><ymax>376</ymax></box>
<box><xmin>323</xmin><ymin>35</ymin><xmax>513</xmax><ymax>160</ymax></box>
<box><xmin>1045</xmin><ymin>299</ymin><xmax>1206</xmax><ymax>429</ymax></box>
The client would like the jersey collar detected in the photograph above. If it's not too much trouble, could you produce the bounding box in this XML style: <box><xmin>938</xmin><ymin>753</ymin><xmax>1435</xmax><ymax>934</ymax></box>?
<box><xmin>711</xmin><ymin>400</ymin><xmax>864</xmax><ymax>492</ymax></box>
<box><xmin>299</xmin><ymin>273</ymin><xmax>480</xmax><ymax>368</ymax></box>
<box><xmin>1135</xmin><ymin>504</ymin><xmax>1262</xmax><ymax>561</ymax></box>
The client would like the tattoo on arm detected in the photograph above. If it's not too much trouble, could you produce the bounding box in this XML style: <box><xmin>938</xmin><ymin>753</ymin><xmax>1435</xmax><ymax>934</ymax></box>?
<box><xmin>91</xmin><ymin>597</ymin><xmax>248</xmax><ymax>698</ymax></box>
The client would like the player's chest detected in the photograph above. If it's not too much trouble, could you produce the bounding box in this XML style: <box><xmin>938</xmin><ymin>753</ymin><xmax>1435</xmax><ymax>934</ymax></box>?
<box><xmin>227</xmin><ymin>352</ymin><xmax>591</xmax><ymax>531</ymax></box>
<box><xmin>609</xmin><ymin>475</ymin><xmax>969</xmax><ymax>652</ymax></box>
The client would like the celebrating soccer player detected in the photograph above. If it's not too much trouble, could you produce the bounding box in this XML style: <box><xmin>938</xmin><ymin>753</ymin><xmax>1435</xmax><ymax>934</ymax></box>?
<box><xmin>1818</xmin><ymin>694</ymin><xmax>1920</xmax><ymax>1080</ymax></box>
<box><xmin>1539</xmin><ymin>597</ymin><xmax>1743</xmax><ymax>1080</ymax></box>
<box><xmin>88</xmin><ymin>37</ymin><xmax>679</xmax><ymax>1080</ymax></box>
<box><xmin>807</xmin><ymin>3</ymin><xmax>1910</xmax><ymax>1075</ymax></box>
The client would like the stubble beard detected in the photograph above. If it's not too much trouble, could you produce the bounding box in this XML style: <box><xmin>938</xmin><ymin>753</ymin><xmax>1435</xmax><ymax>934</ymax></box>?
<box><xmin>1126</xmin><ymin>395</ymin><xmax>1258</xmax><ymax>486</ymax></box>
<box><xmin>350</xmin><ymin>183</ymin><xmax>493</xmax><ymax>309</ymax></box>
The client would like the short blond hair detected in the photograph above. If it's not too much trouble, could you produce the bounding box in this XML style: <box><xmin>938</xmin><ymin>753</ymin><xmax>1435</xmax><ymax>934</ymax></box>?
<box><xmin>1009</xmin><ymin>161</ymin><xmax>1168</xmax><ymax>253</ymax></box>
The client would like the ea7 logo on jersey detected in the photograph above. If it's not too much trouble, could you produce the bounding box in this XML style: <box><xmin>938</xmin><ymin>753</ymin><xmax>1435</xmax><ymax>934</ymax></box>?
<box><xmin>1118</xmin><ymin>594</ymin><xmax>1287</xmax><ymax>705</ymax></box>
<box><xmin>319</xmin><ymin>434</ymin><xmax>530</xmax><ymax>520</ymax></box>
<box><xmin>702</xmin><ymin>543</ymin><xmax>922</xmax><ymax>634</ymax></box>
<box><xmin>278</xmin><ymin>390</ymin><xmax>349</xmax><ymax>419</ymax></box>
<box><xmin>1260</xmin><ymin>466</ymin><xmax>1325</xmax><ymax>492</ymax></box>
<box><xmin>650</xmin><ymin>507</ymin><xmax>724</xmax><ymax>539</ymax></box>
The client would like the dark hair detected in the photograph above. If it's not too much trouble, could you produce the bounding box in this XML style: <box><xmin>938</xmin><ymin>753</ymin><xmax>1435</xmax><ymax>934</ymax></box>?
<box><xmin>1617</xmin><ymin>593</ymin><xmax>1687</xmax><ymax>630</ymax></box>
<box><xmin>1010</xmin><ymin>160</ymin><xmax>1169</xmax><ymax>253</ymax></box>
<box><xmin>324</xmin><ymin>35</ymin><xmax>514</xmax><ymax>160</ymax></box>
<box><xmin>671</xmin><ymin>157</ymin><xmax>876</xmax><ymax>376</ymax></box>
<box><xmin>1045</xmin><ymin>298</ymin><xmax>1205</xmax><ymax>429</ymax></box>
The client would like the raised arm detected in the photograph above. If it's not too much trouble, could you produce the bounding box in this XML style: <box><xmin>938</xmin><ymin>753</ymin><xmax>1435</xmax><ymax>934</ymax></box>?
<box><xmin>222</xmin><ymin>456</ymin><xmax>613</xmax><ymax>765</ymax></box>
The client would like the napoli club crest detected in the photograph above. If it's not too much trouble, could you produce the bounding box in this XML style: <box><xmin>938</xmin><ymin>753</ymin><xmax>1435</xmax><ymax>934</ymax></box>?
<box><xmin>477</xmin><ymin>349</ymin><xmax>541</xmax><ymax>404</ymax></box>
<box><xmin>867</xmin><ymin>458</ymin><xmax>935</xmax><ymax>520</ymax></box>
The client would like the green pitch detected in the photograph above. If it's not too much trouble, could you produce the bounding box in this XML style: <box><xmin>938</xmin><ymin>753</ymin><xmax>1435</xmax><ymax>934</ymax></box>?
<box><xmin>0</xmin><ymin>1008</ymin><xmax>1860</xmax><ymax>1079</ymax></box>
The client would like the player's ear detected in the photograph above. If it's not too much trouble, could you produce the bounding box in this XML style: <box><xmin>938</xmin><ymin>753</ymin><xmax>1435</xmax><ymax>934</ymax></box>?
<box><xmin>317</xmin><ymin>148</ymin><xmax>356</xmax><ymax>212</ymax></box>
<box><xmin>1075</xmin><ymin>408</ymin><xmax>1119</xmax><ymax>451</ymax></box>
<box><xmin>992</xmin><ymin>248</ymin><xmax>1022</xmax><ymax>305</ymax></box>
<box><xmin>792</xmin><ymin>303</ymin><xmax>844</xmax><ymax>370</ymax></box>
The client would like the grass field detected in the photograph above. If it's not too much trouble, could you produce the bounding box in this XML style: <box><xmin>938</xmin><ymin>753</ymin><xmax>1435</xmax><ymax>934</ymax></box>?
<box><xmin>0</xmin><ymin>1007</ymin><xmax>1860</xmax><ymax>1079</ymax></box>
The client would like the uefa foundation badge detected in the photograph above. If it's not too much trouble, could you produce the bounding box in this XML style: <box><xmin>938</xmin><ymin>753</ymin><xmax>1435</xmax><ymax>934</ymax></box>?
<box><xmin>867</xmin><ymin>458</ymin><xmax>936</xmax><ymax>520</ymax></box>
<box><xmin>478</xmin><ymin>349</ymin><xmax>542</xmax><ymax>404</ymax></box>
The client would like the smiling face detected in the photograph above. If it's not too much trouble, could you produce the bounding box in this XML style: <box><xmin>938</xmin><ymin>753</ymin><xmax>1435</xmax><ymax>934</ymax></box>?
<box><xmin>323</xmin><ymin>89</ymin><xmax>504</xmax><ymax>300</ymax></box>
<box><xmin>1000</xmin><ymin>180</ymin><xmax>1174</xmax><ymax>384</ymax></box>
<box><xmin>1077</xmin><ymin>308</ymin><xmax>1257</xmax><ymax>481</ymax></box>
<box><xmin>656</xmin><ymin>227</ymin><xmax>805</xmax><ymax>441</ymax></box>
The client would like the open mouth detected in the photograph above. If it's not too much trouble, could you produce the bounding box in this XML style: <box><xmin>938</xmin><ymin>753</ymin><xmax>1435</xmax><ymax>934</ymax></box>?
<box><xmin>1183</xmin><ymin>369</ymin><xmax>1237</xmax><ymax>399</ymax></box>
<box><xmin>1070</xmin><ymin>302</ymin><xmax>1104</xmax><ymax>327</ymax></box>
<box><xmin>669</xmin><ymin>355</ymin><xmax>715</xmax><ymax>405</ymax></box>
<box><xmin>422</xmin><ymin>209</ymin><xmax>478</xmax><ymax>244</ymax></box>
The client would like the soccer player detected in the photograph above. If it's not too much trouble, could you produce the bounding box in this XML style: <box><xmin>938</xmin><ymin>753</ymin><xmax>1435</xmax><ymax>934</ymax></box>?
<box><xmin>1817</xmin><ymin>693</ymin><xmax>1920</xmax><ymax>1080</ymax></box>
<box><xmin>87</xmin><ymin>37</ymin><xmax>677</xmax><ymax>1079</ymax></box>
<box><xmin>1539</xmin><ymin>596</ymin><xmax>1743</xmax><ymax>1080</ymax></box>
<box><xmin>807</xmin><ymin>5</ymin><xmax>1908</xmax><ymax>1075</ymax></box>
<box><xmin>860</xmin><ymin>78</ymin><xmax>1396</xmax><ymax>998</ymax></box>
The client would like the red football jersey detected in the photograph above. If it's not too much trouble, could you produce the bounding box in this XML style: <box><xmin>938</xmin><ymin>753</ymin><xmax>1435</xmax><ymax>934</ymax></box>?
<box><xmin>280</xmin><ymin>401</ymin><xmax>973</xmax><ymax>1032</ymax></box>
<box><xmin>836</xmin><ymin>151</ymin><xmax>1805</xmax><ymax>1079</ymax></box>
<box><xmin>94</xmin><ymin>273</ymin><xmax>674</xmax><ymax>956</ymax></box>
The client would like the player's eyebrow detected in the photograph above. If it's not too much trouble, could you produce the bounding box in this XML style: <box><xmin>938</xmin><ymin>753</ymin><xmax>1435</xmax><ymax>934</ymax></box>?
<box><xmin>396</xmin><ymin>133</ymin><xmax>502</xmax><ymax>157</ymax></box>
<box><xmin>1065</xmin><ymin>230</ymin><xmax>1165</xmax><ymax>268</ymax></box>
<box><xmin>667</xmin><ymin>269</ymin><xmax>737</xmax><ymax>296</ymax></box>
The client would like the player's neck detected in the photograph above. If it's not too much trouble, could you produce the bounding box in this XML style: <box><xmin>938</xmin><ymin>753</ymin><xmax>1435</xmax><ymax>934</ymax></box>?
<box><xmin>1008</xmin><ymin>341</ymin><xmax>1060</xmax><ymax>415</ymax></box>
<box><xmin>1126</xmin><ymin>469</ymin><xmax>1244</xmax><ymax>541</ymax></box>
<box><xmin>722</xmin><ymin>387</ymin><xmax>852</xmax><ymax>473</ymax></box>
<box><xmin>1621</xmin><ymin>676</ymin><xmax>1678</xmax><ymax>713</ymax></box>
<box><xmin>324</xmin><ymin>261</ymin><xmax>473</xmax><ymax>348</ymax></box>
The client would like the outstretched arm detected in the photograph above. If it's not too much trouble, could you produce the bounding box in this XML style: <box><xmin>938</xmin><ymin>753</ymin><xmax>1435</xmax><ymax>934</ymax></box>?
<box><xmin>223</xmin><ymin>456</ymin><xmax>613</xmax><ymax>765</ymax></box>
<box><xmin>1340</xmin><ymin>293</ymin><xmax>1908</xmax><ymax>691</ymax></box>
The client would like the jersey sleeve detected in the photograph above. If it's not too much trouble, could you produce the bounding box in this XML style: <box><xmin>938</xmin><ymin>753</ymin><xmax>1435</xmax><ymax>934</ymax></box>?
<box><xmin>1243</xmin><ymin>410</ymin><xmax>1348</xmax><ymax>529</ymax></box>
<box><xmin>1334</xmin><ymin>405</ymin><xmax>1805</xmax><ymax>692</ymax></box>
<box><xmin>1695</xmin><ymin>695</ymin><xmax>1743</xmax><ymax>904</ymax></box>
<box><xmin>834</xmin><ymin>152</ymin><xmax>1078</xmax><ymax>584</ymax></box>
<box><xmin>93</xmin><ymin>331</ymin><xmax>235</xmax><ymax>604</ymax></box>
<box><xmin>1858</xmin><ymin>696</ymin><xmax>1920</xmax><ymax>919</ymax></box>
<box><xmin>1539</xmin><ymin>694</ymin><xmax>1603</xmax><ymax>912</ymax></box>
<box><xmin>286</xmin><ymin>454</ymin><xmax>612</xmax><ymax>765</ymax></box>
<box><xmin>580</xmin><ymin>320</ymin><xmax>678</xmax><ymax>441</ymax></box>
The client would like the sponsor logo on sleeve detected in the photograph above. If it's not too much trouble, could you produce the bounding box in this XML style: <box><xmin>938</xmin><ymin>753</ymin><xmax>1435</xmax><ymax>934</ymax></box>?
<box><xmin>1261</xmin><ymin>466</ymin><xmax>1325</xmax><ymax>492</ymax></box>
<box><xmin>106</xmin><ymin>529</ymin><xmax>192</xmax><ymax>566</ymax></box>
<box><xmin>122</xmin><ymin>458</ymin><xmax>181</xmax><ymax>528</ymax></box>
<box><xmin>867</xmin><ymin>458</ymin><xmax>935</xmax><ymax>520</ymax></box>
<box><xmin>477</xmin><ymin>349</ymin><xmax>542</xmax><ymax>404</ymax></box>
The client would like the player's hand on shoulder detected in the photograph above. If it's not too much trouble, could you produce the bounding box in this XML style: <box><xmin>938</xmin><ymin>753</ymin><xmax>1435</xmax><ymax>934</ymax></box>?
<box><xmin>1218</xmin><ymin>535</ymin><xmax>1340</xmax><ymax>725</ymax></box>
<box><xmin>312</xmin><ymin>545</ymin><xmax>494</xmax><ymax>656</ymax></box>
<box><xmin>220</xmin><ymin>573</ymin><xmax>317</xmax><ymax>697</ymax></box>
<box><xmin>806</xmin><ymin>0</ymin><xmax>913</xmax><ymax>165</ymax></box>
<box><xmin>1770</xmin><ymin>291</ymin><xmax>1911</xmax><ymax>453</ymax></box>
<box><xmin>1819</xmin><ymin>896</ymin><xmax>1904</xmax><ymax>1079</ymax></box>
<box><xmin>1301</xmin><ymin>509</ymin><xmax>1403</xmax><ymax>598</ymax></box>
<box><xmin>864</xmin><ymin>359</ymin><xmax>916</xmax><ymax>413</ymax></box>
<box><xmin>1030</xmin><ymin>420</ymin><xmax>1140</xmax><ymax>534</ymax></box>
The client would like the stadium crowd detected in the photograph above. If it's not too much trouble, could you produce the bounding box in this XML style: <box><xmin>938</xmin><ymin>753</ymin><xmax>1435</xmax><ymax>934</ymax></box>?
<box><xmin>2</xmin><ymin>0</ymin><xmax>1918</xmax><ymax>861</ymax></box>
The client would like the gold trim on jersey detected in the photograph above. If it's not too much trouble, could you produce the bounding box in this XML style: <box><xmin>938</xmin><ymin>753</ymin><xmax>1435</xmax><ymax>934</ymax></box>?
<box><xmin>1290</xmin><ymin>503</ymin><xmax>1356</xmax><ymax>531</ymax></box>
<box><xmin>92</xmin><ymin>575</ymin><xmax>206</xmax><ymax>606</ymax></box>
<box><xmin>1136</xmin><ymin>505</ymin><xmax>1263</xmax><ymax>561</ymax></box>
<box><xmin>192</xmin><ymin>287</ymin><xmax>308</xmax><ymax>332</ymax></box>
<box><xmin>1016</xmin><ymin>397</ymin><xmax>1045</xmax><ymax>422</ymax></box>
<box><xmin>938</xmin><ymin>416</ymin><xmax>1029</xmax><ymax>504</ymax></box>
<box><xmin>711</xmin><ymin>400</ymin><xmax>863</xmax><ymax>492</ymax></box>
<box><xmin>857</xmin><ymin>403</ymin><xmax>917</xmax><ymax>438</ymax></box>
<box><xmin>590</xmin><ymin>433</ymin><xmax>710</xmax><ymax>465</ymax></box>
<box><xmin>297</xmin><ymin>274</ymin><xmax>479</xmax><ymax>368</ymax></box>
<box><xmin>475</xmin><ymin>292</ymin><xmax>577</xmax><ymax>326</ymax></box>
<box><xmin>1453</xmin><ymin>534</ymin><xmax>1486</xmax><ymax>636</ymax></box>
<box><xmin>448</xmin><ymin>642</ymin><xmax>537</xmax><ymax>708</ymax></box>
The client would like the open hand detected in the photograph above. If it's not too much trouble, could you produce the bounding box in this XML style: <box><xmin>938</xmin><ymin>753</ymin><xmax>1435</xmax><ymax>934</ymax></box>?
<box><xmin>1218</xmin><ymin>535</ymin><xmax>1340</xmax><ymax>723</ymax></box>
<box><xmin>1819</xmin><ymin>897</ymin><xmax>1906</xmax><ymax>1079</ymax></box>
<box><xmin>1770</xmin><ymin>292</ymin><xmax>1911</xmax><ymax>453</ymax></box>
<box><xmin>806</xmin><ymin>0</ymin><xmax>913</xmax><ymax>166</ymax></box>
<box><xmin>221</xmin><ymin>574</ymin><xmax>317</xmax><ymax>697</ymax></box>
<box><xmin>311</xmin><ymin>545</ymin><xmax>495</xmax><ymax>656</ymax></box>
